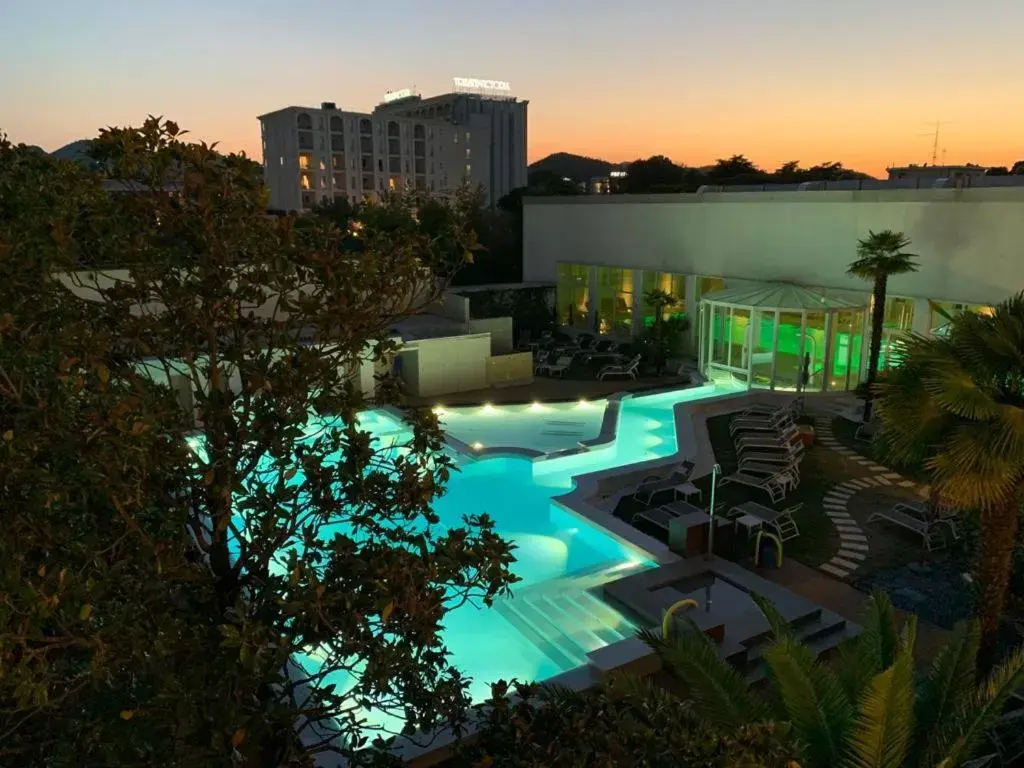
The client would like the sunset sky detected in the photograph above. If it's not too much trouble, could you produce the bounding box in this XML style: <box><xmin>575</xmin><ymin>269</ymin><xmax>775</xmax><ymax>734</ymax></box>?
<box><xmin>2</xmin><ymin>0</ymin><xmax>1021</xmax><ymax>177</ymax></box>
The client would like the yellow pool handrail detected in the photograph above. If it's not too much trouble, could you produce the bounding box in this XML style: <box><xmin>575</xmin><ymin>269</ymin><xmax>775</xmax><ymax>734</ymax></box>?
<box><xmin>754</xmin><ymin>530</ymin><xmax>784</xmax><ymax>567</ymax></box>
<box><xmin>662</xmin><ymin>598</ymin><xmax>699</xmax><ymax>639</ymax></box>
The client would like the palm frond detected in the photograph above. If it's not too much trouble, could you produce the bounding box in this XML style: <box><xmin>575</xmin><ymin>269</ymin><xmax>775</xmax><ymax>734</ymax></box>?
<box><xmin>915</xmin><ymin>622</ymin><xmax>980</xmax><ymax>764</ymax></box>
<box><xmin>639</xmin><ymin>625</ymin><xmax>767</xmax><ymax>729</ymax></box>
<box><xmin>843</xmin><ymin>617</ymin><xmax>917</xmax><ymax>768</ymax></box>
<box><xmin>925</xmin><ymin>645</ymin><xmax>1024</xmax><ymax>768</ymax></box>
<box><xmin>750</xmin><ymin>592</ymin><xmax>795</xmax><ymax>643</ymax></box>
<box><xmin>861</xmin><ymin>591</ymin><xmax>900</xmax><ymax>669</ymax></box>
<box><xmin>765</xmin><ymin>636</ymin><xmax>854</xmax><ymax>767</ymax></box>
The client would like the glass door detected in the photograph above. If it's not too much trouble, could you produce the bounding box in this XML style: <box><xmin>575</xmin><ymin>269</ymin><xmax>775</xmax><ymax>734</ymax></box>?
<box><xmin>750</xmin><ymin>309</ymin><xmax>776</xmax><ymax>388</ymax></box>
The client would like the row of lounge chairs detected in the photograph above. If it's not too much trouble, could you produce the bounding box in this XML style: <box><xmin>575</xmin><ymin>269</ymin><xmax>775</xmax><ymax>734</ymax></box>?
<box><xmin>534</xmin><ymin>350</ymin><xmax>642</xmax><ymax>381</ymax></box>
<box><xmin>719</xmin><ymin>399</ymin><xmax>805</xmax><ymax>504</ymax></box>
<box><xmin>869</xmin><ymin>497</ymin><xmax>960</xmax><ymax>551</ymax></box>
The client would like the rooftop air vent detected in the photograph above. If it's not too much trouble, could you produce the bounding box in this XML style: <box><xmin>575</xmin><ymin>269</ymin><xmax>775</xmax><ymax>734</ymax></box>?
<box><xmin>321</xmin><ymin>102</ymin><xmax>337</xmax><ymax>110</ymax></box>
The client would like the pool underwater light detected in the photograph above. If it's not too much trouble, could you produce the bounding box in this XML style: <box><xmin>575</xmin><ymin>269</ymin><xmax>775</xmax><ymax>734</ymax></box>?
<box><xmin>472</xmin><ymin>442</ymin><xmax>484</xmax><ymax>450</ymax></box>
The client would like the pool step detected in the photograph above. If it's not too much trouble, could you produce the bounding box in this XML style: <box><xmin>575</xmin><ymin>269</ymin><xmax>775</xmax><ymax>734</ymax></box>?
<box><xmin>495</xmin><ymin>585</ymin><xmax>638</xmax><ymax>673</ymax></box>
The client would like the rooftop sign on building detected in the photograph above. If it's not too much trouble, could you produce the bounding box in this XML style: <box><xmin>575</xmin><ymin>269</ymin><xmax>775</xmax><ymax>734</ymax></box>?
<box><xmin>383</xmin><ymin>88</ymin><xmax>415</xmax><ymax>103</ymax></box>
<box><xmin>452</xmin><ymin>77</ymin><xmax>512</xmax><ymax>95</ymax></box>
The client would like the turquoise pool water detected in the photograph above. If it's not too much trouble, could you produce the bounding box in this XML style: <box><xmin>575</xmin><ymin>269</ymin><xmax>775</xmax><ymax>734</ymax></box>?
<box><xmin>242</xmin><ymin>383</ymin><xmax>719</xmax><ymax>734</ymax></box>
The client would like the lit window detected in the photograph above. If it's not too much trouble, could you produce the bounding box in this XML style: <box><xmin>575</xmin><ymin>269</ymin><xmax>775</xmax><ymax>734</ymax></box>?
<box><xmin>319</xmin><ymin>159</ymin><xmax>326</xmax><ymax>171</ymax></box>
<box><xmin>465</xmin><ymin>148</ymin><xmax>471</xmax><ymax>159</ymax></box>
<box><xmin>454</xmin><ymin>133</ymin><xmax>458</xmax><ymax>144</ymax></box>
<box><xmin>465</xmin><ymin>164</ymin><xmax>472</xmax><ymax>177</ymax></box>
<box><xmin>279</xmin><ymin>157</ymin><xmax>284</xmax><ymax>166</ymax></box>
<box><xmin>465</xmin><ymin>131</ymin><xmax>470</xmax><ymax>142</ymax></box>
<box><xmin>388</xmin><ymin>177</ymin><xmax>396</xmax><ymax>189</ymax></box>
<box><xmin>298</xmin><ymin>153</ymin><xmax>312</xmax><ymax>170</ymax></box>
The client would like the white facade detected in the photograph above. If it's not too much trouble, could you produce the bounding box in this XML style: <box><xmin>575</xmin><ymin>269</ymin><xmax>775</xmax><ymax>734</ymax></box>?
<box><xmin>523</xmin><ymin>188</ymin><xmax>1024</xmax><ymax>390</ymax></box>
<box><xmin>260</xmin><ymin>91</ymin><xmax>527</xmax><ymax>212</ymax></box>
<box><xmin>523</xmin><ymin>187</ymin><xmax>1024</xmax><ymax>311</ymax></box>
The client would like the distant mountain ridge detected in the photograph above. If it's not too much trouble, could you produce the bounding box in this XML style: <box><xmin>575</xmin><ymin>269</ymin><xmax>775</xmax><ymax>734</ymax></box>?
<box><xmin>528</xmin><ymin>152</ymin><xmax>626</xmax><ymax>182</ymax></box>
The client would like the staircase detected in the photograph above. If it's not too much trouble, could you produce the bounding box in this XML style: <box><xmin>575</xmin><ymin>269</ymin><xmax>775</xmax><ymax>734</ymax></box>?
<box><xmin>494</xmin><ymin>561</ymin><xmax>650</xmax><ymax>670</ymax></box>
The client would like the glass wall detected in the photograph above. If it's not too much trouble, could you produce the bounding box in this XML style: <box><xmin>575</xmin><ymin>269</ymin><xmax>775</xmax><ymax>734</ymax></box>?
<box><xmin>878</xmin><ymin>296</ymin><xmax>915</xmax><ymax>370</ymax></box>
<box><xmin>596</xmin><ymin>267</ymin><xmax>635</xmax><ymax>334</ymax></box>
<box><xmin>803</xmin><ymin>312</ymin><xmax>827</xmax><ymax>392</ymax></box>
<box><xmin>774</xmin><ymin>311</ymin><xmax>805</xmax><ymax>390</ymax></box>
<box><xmin>556</xmin><ymin>263</ymin><xmax>590</xmax><ymax>328</ymax></box>
<box><xmin>640</xmin><ymin>271</ymin><xmax>686</xmax><ymax>327</ymax></box>
<box><xmin>929</xmin><ymin>300</ymin><xmax>995</xmax><ymax>336</ymax></box>
<box><xmin>696</xmin><ymin>276</ymin><xmax>726</xmax><ymax>303</ymax></box>
<box><xmin>750</xmin><ymin>310</ymin><xmax>776</xmax><ymax>387</ymax></box>
<box><xmin>827</xmin><ymin>311</ymin><xmax>864</xmax><ymax>391</ymax></box>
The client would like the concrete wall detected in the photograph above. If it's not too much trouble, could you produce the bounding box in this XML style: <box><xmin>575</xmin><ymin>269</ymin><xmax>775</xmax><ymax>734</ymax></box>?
<box><xmin>399</xmin><ymin>334</ymin><xmax>491</xmax><ymax>397</ymax></box>
<box><xmin>469</xmin><ymin>316</ymin><xmax>514</xmax><ymax>354</ymax></box>
<box><xmin>523</xmin><ymin>188</ymin><xmax>1024</xmax><ymax>306</ymax></box>
<box><xmin>429</xmin><ymin>292</ymin><xmax>470</xmax><ymax>324</ymax></box>
<box><xmin>486</xmin><ymin>352</ymin><xmax>533</xmax><ymax>388</ymax></box>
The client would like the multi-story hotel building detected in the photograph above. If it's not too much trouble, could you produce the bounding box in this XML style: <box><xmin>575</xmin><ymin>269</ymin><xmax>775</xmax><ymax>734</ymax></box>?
<box><xmin>259</xmin><ymin>86</ymin><xmax>527</xmax><ymax>212</ymax></box>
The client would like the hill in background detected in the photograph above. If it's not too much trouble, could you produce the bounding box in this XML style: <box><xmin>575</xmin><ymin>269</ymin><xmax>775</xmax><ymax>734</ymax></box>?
<box><xmin>528</xmin><ymin>152</ymin><xmax>626</xmax><ymax>182</ymax></box>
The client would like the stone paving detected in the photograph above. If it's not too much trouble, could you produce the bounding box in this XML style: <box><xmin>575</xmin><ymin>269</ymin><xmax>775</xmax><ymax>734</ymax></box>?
<box><xmin>812</xmin><ymin>414</ymin><xmax>926</xmax><ymax>579</ymax></box>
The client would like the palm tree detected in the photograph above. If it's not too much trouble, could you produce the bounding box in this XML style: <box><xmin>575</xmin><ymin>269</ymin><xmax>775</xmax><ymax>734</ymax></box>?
<box><xmin>874</xmin><ymin>293</ymin><xmax>1024</xmax><ymax>664</ymax></box>
<box><xmin>642</xmin><ymin>289</ymin><xmax>681</xmax><ymax>375</ymax></box>
<box><xmin>847</xmin><ymin>230</ymin><xmax>919</xmax><ymax>422</ymax></box>
<box><xmin>644</xmin><ymin>592</ymin><xmax>1024</xmax><ymax>768</ymax></box>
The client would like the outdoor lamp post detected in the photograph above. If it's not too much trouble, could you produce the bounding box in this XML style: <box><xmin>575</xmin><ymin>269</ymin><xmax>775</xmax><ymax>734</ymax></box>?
<box><xmin>706</xmin><ymin>463</ymin><xmax>721</xmax><ymax>561</ymax></box>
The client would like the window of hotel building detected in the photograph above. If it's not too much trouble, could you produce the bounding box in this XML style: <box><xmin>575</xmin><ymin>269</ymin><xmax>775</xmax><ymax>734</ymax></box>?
<box><xmin>929</xmin><ymin>300</ymin><xmax>995</xmax><ymax>336</ymax></box>
<box><xmin>330</xmin><ymin>116</ymin><xmax>343</xmax><ymax>132</ymax></box>
<box><xmin>556</xmin><ymin>263</ymin><xmax>590</xmax><ymax>327</ymax></box>
<box><xmin>465</xmin><ymin>131</ymin><xmax>471</xmax><ymax>142</ymax></box>
<box><xmin>640</xmin><ymin>272</ymin><xmax>686</xmax><ymax>326</ymax></box>
<box><xmin>454</xmin><ymin>133</ymin><xmax>459</xmax><ymax>144</ymax></box>
<box><xmin>300</xmin><ymin>172</ymin><xmax>313</xmax><ymax>190</ymax></box>
<box><xmin>597</xmin><ymin>267</ymin><xmax>635</xmax><ymax>334</ymax></box>
<box><xmin>296</xmin><ymin>113</ymin><xmax>313</xmax><ymax>130</ymax></box>
<box><xmin>319</xmin><ymin>159</ymin><xmax>326</xmax><ymax>171</ymax></box>
<box><xmin>465</xmin><ymin>164</ymin><xmax>472</xmax><ymax>178</ymax></box>
<box><xmin>877</xmin><ymin>296</ymin><xmax>915</xmax><ymax>369</ymax></box>
<box><xmin>466</xmin><ymin>148</ymin><xmax>471</xmax><ymax>159</ymax></box>
<box><xmin>279</xmin><ymin>157</ymin><xmax>284</xmax><ymax>166</ymax></box>
<box><xmin>388</xmin><ymin>177</ymin><xmax>396</xmax><ymax>190</ymax></box>
<box><xmin>298</xmin><ymin>153</ymin><xmax>312</xmax><ymax>170</ymax></box>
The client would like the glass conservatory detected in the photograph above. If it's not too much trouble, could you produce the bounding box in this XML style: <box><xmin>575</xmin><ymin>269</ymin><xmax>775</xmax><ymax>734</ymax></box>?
<box><xmin>699</xmin><ymin>283</ymin><xmax>868</xmax><ymax>392</ymax></box>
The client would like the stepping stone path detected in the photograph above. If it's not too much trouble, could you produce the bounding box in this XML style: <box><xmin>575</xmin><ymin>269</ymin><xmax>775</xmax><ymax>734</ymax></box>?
<box><xmin>813</xmin><ymin>416</ymin><xmax>921</xmax><ymax>580</ymax></box>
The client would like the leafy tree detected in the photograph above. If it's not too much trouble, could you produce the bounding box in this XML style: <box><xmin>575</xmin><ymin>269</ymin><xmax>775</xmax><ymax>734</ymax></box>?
<box><xmin>0</xmin><ymin>120</ymin><xmax>519</xmax><ymax>766</ymax></box>
<box><xmin>451</xmin><ymin>677</ymin><xmax>797</xmax><ymax>767</ymax></box>
<box><xmin>647</xmin><ymin>592</ymin><xmax>1024</xmax><ymax>768</ymax></box>
<box><xmin>874</xmin><ymin>294</ymin><xmax>1024</xmax><ymax>664</ymax></box>
<box><xmin>1012</xmin><ymin>160</ymin><xmax>1024</xmax><ymax>175</ymax></box>
<box><xmin>846</xmin><ymin>230</ymin><xmax>919</xmax><ymax>422</ymax></box>
<box><xmin>705</xmin><ymin>155</ymin><xmax>769</xmax><ymax>186</ymax></box>
<box><xmin>624</xmin><ymin>155</ymin><xmax>687</xmax><ymax>193</ymax></box>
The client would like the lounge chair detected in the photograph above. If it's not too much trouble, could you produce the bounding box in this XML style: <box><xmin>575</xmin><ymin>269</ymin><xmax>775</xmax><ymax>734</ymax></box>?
<box><xmin>536</xmin><ymin>355</ymin><xmax>573</xmax><ymax>378</ymax></box>
<box><xmin>734</xmin><ymin>424</ymin><xmax>800</xmax><ymax>451</ymax></box>
<box><xmin>597</xmin><ymin>354</ymin><xmax>641</xmax><ymax>381</ymax></box>
<box><xmin>741</xmin><ymin>396</ymin><xmax>804</xmax><ymax>419</ymax></box>
<box><xmin>738</xmin><ymin>456</ymin><xmax>802</xmax><ymax>480</ymax></box>
<box><xmin>718</xmin><ymin>471</ymin><xmax>788</xmax><ymax>503</ymax></box>
<box><xmin>729</xmin><ymin>410</ymin><xmax>794</xmax><ymax>436</ymax></box>
<box><xmin>891</xmin><ymin>498</ymin><xmax>960</xmax><ymax>539</ymax></box>
<box><xmin>583</xmin><ymin>339</ymin><xmax>619</xmax><ymax>362</ymax></box>
<box><xmin>736</xmin><ymin>442</ymin><xmax>804</xmax><ymax>465</ymax></box>
<box><xmin>632</xmin><ymin>461</ymin><xmax>697</xmax><ymax>505</ymax></box>
<box><xmin>854</xmin><ymin>419</ymin><xmax>879</xmax><ymax>442</ymax></box>
<box><xmin>731</xmin><ymin>501</ymin><xmax>802</xmax><ymax>542</ymax></box>
<box><xmin>867</xmin><ymin>505</ymin><xmax>953</xmax><ymax>551</ymax></box>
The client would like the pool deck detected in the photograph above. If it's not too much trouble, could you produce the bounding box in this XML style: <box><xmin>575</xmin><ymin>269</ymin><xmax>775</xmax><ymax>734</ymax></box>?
<box><xmin>402</xmin><ymin>374</ymin><xmax>694</xmax><ymax>408</ymax></box>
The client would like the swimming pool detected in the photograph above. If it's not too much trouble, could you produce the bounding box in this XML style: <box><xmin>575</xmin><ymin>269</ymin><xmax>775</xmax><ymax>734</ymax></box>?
<box><xmin>229</xmin><ymin>383</ymin><xmax>720</xmax><ymax>734</ymax></box>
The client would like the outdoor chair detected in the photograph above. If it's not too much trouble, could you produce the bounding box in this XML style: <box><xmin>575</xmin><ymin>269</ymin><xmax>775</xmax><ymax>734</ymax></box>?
<box><xmin>630</xmin><ymin>505</ymin><xmax>680</xmax><ymax>535</ymax></box>
<box><xmin>583</xmin><ymin>339</ymin><xmax>620</xmax><ymax>362</ymax></box>
<box><xmin>718</xmin><ymin>470</ymin><xmax>788</xmax><ymax>503</ymax></box>
<box><xmin>535</xmin><ymin>355</ymin><xmax>573</xmax><ymax>378</ymax></box>
<box><xmin>891</xmin><ymin>498</ymin><xmax>960</xmax><ymax>539</ymax></box>
<box><xmin>734</xmin><ymin>424</ymin><xmax>800</xmax><ymax>452</ymax></box>
<box><xmin>736</xmin><ymin>441</ymin><xmax>804</xmax><ymax>465</ymax></box>
<box><xmin>867</xmin><ymin>505</ymin><xmax>952</xmax><ymax>551</ymax></box>
<box><xmin>631</xmin><ymin>460</ymin><xmax>697</xmax><ymax>505</ymax></box>
<box><xmin>597</xmin><ymin>354</ymin><xmax>641</xmax><ymax>381</ymax></box>
<box><xmin>729</xmin><ymin>409</ymin><xmax>794</xmax><ymax>436</ymax></box>
<box><xmin>741</xmin><ymin>396</ymin><xmax>804</xmax><ymax>419</ymax></box>
<box><xmin>854</xmin><ymin>419</ymin><xmax>879</xmax><ymax>442</ymax></box>
<box><xmin>738</xmin><ymin>455</ymin><xmax>802</xmax><ymax>479</ymax></box>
